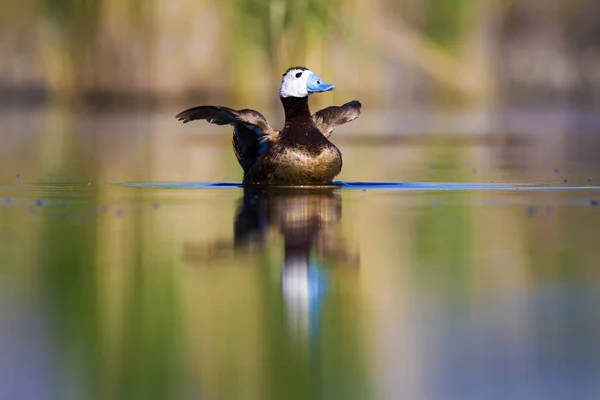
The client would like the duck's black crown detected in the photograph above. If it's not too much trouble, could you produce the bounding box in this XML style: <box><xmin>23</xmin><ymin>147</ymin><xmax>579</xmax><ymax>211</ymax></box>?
<box><xmin>282</xmin><ymin>66</ymin><xmax>308</xmax><ymax>76</ymax></box>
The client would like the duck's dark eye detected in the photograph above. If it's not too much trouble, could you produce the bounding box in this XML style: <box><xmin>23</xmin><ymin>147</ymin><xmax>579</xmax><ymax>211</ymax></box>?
<box><xmin>316</xmin><ymin>80</ymin><xmax>321</xmax><ymax>84</ymax></box>
<box><xmin>295</xmin><ymin>72</ymin><xmax>303</xmax><ymax>78</ymax></box>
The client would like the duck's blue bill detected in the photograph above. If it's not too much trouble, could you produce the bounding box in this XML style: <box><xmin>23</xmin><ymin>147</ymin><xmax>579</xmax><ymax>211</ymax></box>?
<box><xmin>306</xmin><ymin>73</ymin><xmax>335</xmax><ymax>93</ymax></box>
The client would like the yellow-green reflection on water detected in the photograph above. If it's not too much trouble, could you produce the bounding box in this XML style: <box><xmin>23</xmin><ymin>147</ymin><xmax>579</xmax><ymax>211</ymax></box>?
<box><xmin>1</xmin><ymin>107</ymin><xmax>600</xmax><ymax>399</ymax></box>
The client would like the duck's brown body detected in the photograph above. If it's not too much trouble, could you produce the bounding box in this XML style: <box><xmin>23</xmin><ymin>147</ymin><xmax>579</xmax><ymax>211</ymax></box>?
<box><xmin>175</xmin><ymin>66</ymin><xmax>360</xmax><ymax>186</ymax></box>
<box><xmin>244</xmin><ymin>97</ymin><xmax>342</xmax><ymax>185</ymax></box>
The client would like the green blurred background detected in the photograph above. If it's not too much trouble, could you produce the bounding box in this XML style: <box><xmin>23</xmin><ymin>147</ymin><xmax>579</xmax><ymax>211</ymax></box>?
<box><xmin>3</xmin><ymin>0</ymin><xmax>600</xmax><ymax>109</ymax></box>
<box><xmin>2</xmin><ymin>1</ymin><xmax>600</xmax><ymax>400</ymax></box>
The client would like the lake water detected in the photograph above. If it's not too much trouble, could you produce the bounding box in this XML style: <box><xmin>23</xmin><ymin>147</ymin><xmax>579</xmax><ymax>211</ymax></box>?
<box><xmin>1</xmin><ymin>107</ymin><xmax>600</xmax><ymax>399</ymax></box>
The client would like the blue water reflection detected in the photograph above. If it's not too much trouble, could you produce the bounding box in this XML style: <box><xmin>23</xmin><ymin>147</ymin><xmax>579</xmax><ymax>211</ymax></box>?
<box><xmin>415</xmin><ymin>285</ymin><xmax>600</xmax><ymax>400</ymax></box>
<box><xmin>119</xmin><ymin>181</ymin><xmax>600</xmax><ymax>191</ymax></box>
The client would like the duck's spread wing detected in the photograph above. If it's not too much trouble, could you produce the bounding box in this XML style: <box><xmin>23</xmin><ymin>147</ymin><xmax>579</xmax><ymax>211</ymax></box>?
<box><xmin>312</xmin><ymin>100</ymin><xmax>362</xmax><ymax>137</ymax></box>
<box><xmin>176</xmin><ymin>106</ymin><xmax>278</xmax><ymax>173</ymax></box>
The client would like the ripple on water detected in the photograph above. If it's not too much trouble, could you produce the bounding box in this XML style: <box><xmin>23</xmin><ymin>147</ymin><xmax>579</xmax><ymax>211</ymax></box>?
<box><xmin>116</xmin><ymin>181</ymin><xmax>600</xmax><ymax>192</ymax></box>
<box><xmin>2</xmin><ymin>180</ymin><xmax>600</xmax><ymax>214</ymax></box>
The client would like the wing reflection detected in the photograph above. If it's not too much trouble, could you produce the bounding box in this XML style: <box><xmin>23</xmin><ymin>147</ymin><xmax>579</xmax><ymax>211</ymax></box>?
<box><xmin>185</xmin><ymin>186</ymin><xmax>359</xmax><ymax>340</ymax></box>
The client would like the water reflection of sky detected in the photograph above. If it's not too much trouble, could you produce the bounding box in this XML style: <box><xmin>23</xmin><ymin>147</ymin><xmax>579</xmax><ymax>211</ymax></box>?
<box><xmin>0</xmin><ymin>290</ymin><xmax>54</xmax><ymax>400</ymax></box>
<box><xmin>375</xmin><ymin>284</ymin><xmax>600</xmax><ymax>399</ymax></box>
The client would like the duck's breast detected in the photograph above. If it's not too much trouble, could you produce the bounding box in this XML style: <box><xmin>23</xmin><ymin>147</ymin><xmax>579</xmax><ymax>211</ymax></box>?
<box><xmin>267</xmin><ymin>141</ymin><xmax>342</xmax><ymax>185</ymax></box>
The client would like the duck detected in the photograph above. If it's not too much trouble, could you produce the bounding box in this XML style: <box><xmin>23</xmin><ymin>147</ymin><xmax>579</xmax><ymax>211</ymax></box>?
<box><xmin>176</xmin><ymin>66</ymin><xmax>361</xmax><ymax>185</ymax></box>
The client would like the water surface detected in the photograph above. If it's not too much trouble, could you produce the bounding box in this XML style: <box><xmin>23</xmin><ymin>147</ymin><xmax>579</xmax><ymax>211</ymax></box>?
<box><xmin>1</xmin><ymin>108</ymin><xmax>600</xmax><ymax>399</ymax></box>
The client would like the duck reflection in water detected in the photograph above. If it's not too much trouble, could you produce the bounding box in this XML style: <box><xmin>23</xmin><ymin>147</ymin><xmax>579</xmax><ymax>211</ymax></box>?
<box><xmin>185</xmin><ymin>186</ymin><xmax>359</xmax><ymax>339</ymax></box>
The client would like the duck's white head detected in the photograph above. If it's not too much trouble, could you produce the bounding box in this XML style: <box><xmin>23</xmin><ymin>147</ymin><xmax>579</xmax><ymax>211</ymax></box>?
<box><xmin>279</xmin><ymin>67</ymin><xmax>335</xmax><ymax>98</ymax></box>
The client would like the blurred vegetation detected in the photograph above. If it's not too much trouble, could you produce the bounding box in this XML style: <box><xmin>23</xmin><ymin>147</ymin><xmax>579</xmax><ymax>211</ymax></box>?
<box><xmin>232</xmin><ymin>0</ymin><xmax>341</xmax><ymax>62</ymax></box>
<box><xmin>1</xmin><ymin>2</ymin><xmax>600</xmax><ymax>399</ymax></box>
<box><xmin>1</xmin><ymin>0</ymin><xmax>599</xmax><ymax>108</ymax></box>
